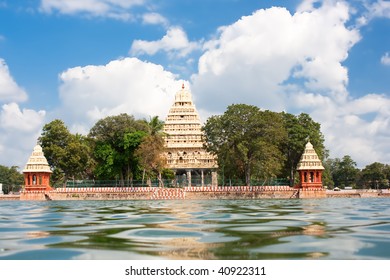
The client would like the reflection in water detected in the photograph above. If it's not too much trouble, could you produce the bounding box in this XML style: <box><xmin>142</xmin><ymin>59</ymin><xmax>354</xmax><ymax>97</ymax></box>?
<box><xmin>26</xmin><ymin>231</ymin><xmax>50</xmax><ymax>238</ymax></box>
<box><xmin>0</xmin><ymin>198</ymin><xmax>390</xmax><ymax>259</ymax></box>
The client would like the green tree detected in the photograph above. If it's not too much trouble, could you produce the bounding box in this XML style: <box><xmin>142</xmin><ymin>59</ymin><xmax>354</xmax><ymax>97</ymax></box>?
<box><xmin>143</xmin><ymin>115</ymin><xmax>165</xmax><ymax>136</ymax></box>
<box><xmin>281</xmin><ymin>112</ymin><xmax>326</xmax><ymax>186</ymax></box>
<box><xmin>329</xmin><ymin>155</ymin><xmax>359</xmax><ymax>188</ymax></box>
<box><xmin>360</xmin><ymin>162</ymin><xmax>389</xmax><ymax>189</ymax></box>
<box><xmin>62</xmin><ymin>134</ymin><xmax>93</xmax><ymax>180</ymax></box>
<box><xmin>136</xmin><ymin>116</ymin><xmax>167</xmax><ymax>186</ymax></box>
<box><xmin>39</xmin><ymin>119</ymin><xmax>92</xmax><ymax>187</ymax></box>
<box><xmin>39</xmin><ymin>119</ymin><xmax>71</xmax><ymax>169</ymax></box>
<box><xmin>0</xmin><ymin>165</ymin><xmax>24</xmax><ymax>194</ymax></box>
<box><xmin>89</xmin><ymin>114</ymin><xmax>148</xmax><ymax>183</ymax></box>
<box><xmin>135</xmin><ymin>135</ymin><xmax>166</xmax><ymax>186</ymax></box>
<box><xmin>203</xmin><ymin>104</ymin><xmax>287</xmax><ymax>186</ymax></box>
<box><xmin>322</xmin><ymin>158</ymin><xmax>335</xmax><ymax>189</ymax></box>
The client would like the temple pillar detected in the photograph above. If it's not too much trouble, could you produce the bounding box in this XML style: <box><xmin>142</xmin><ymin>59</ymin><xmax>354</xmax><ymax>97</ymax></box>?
<box><xmin>201</xmin><ymin>170</ymin><xmax>204</xmax><ymax>187</ymax></box>
<box><xmin>211</xmin><ymin>171</ymin><xmax>218</xmax><ymax>187</ymax></box>
<box><xmin>187</xmin><ymin>170</ymin><xmax>192</xmax><ymax>187</ymax></box>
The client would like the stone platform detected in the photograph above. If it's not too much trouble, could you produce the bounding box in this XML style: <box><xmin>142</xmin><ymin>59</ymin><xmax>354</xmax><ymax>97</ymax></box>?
<box><xmin>9</xmin><ymin>187</ymin><xmax>388</xmax><ymax>201</ymax></box>
<box><xmin>20</xmin><ymin>186</ymin><xmax>297</xmax><ymax>200</ymax></box>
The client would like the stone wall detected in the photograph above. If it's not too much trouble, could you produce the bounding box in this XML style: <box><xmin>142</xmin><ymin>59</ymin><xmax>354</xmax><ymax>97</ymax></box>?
<box><xmin>0</xmin><ymin>194</ymin><xmax>20</xmax><ymax>201</ymax></box>
<box><xmin>20</xmin><ymin>191</ymin><xmax>46</xmax><ymax>201</ymax></box>
<box><xmin>15</xmin><ymin>187</ymin><xmax>389</xmax><ymax>201</ymax></box>
<box><xmin>184</xmin><ymin>186</ymin><xmax>295</xmax><ymax>199</ymax></box>
<box><xmin>50</xmin><ymin>187</ymin><xmax>152</xmax><ymax>200</ymax></box>
<box><xmin>326</xmin><ymin>190</ymin><xmax>387</xmax><ymax>198</ymax></box>
<box><xmin>299</xmin><ymin>188</ymin><xmax>327</xmax><ymax>198</ymax></box>
<box><xmin>19</xmin><ymin>186</ymin><xmax>295</xmax><ymax>200</ymax></box>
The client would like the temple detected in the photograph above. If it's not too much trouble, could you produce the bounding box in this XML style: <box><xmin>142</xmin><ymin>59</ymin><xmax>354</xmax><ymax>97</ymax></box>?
<box><xmin>296</xmin><ymin>141</ymin><xmax>324</xmax><ymax>189</ymax></box>
<box><xmin>22</xmin><ymin>144</ymin><xmax>53</xmax><ymax>192</ymax></box>
<box><xmin>163</xmin><ymin>84</ymin><xmax>218</xmax><ymax>187</ymax></box>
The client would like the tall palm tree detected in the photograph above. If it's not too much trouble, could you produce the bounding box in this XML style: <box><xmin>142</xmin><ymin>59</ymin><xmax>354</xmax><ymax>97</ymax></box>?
<box><xmin>140</xmin><ymin>116</ymin><xmax>166</xmax><ymax>186</ymax></box>
<box><xmin>145</xmin><ymin>116</ymin><xmax>164</xmax><ymax>136</ymax></box>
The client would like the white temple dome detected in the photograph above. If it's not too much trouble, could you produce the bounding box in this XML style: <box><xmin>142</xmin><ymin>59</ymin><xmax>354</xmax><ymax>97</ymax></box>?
<box><xmin>23</xmin><ymin>144</ymin><xmax>52</xmax><ymax>173</ymax></box>
<box><xmin>174</xmin><ymin>84</ymin><xmax>193</xmax><ymax>103</ymax></box>
<box><xmin>297</xmin><ymin>141</ymin><xmax>324</xmax><ymax>170</ymax></box>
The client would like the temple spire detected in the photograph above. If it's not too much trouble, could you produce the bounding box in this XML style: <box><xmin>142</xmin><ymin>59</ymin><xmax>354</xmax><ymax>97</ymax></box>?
<box><xmin>163</xmin><ymin>85</ymin><xmax>218</xmax><ymax>187</ymax></box>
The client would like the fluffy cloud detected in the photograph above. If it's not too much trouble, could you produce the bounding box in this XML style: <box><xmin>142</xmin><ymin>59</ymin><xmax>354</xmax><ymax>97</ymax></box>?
<box><xmin>190</xmin><ymin>2</ymin><xmax>390</xmax><ymax>167</ymax></box>
<box><xmin>58</xmin><ymin>57</ymin><xmax>182</xmax><ymax>133</ymax></box>
<box><xmin>356</xmin><ymin>0</ymin><xmax>390</xmax><ymax>26</ymax></box>
<box><xmin>142</xmin><ymin>12</ymin><xmax>169</xmax><ymax>27</ymax></box>
<box><xmin>0</xmin><ymin>59</ymin><xmax>28</xmax><ymax>102</ymax></box>
<box><xmin>0</xmin><ymin>103</ymin><xmax>45</xmax><ymax>132</ymax></box>
<box><xmin>381</xmin><ymin>52</ymin><xmax>390</xmax><ymax>66</ymax></box>
<box><xmin>40</xmin><ymin>0</ymin><xmax>145</xmax><ymax>20</ymax></box>
<box><xmin>130</xmin><ymin>26</ymin><xmax>201</xmax><ymax>58</ymax></box>
<box><xmin>0</xmin><ymin>58</ymin><xmax>47</xmax><ymax>167</ymax></box>
<box><xmin>367</xmin><ymin>0</ymin><xmax>390</xmax><ymax>19</ymax></box>
<box><xmin>0</xmin><ymin>103</ymin><xmax>46</xmax><ymax>167</ymax></box>
<box><xmin>192</xmin><ymin>2</ymin><xmax>359</xmax><ymax>110</ymax></box>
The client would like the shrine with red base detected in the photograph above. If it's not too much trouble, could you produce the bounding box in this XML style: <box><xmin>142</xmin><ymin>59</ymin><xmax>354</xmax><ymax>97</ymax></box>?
<box><xmin>22</xmin><ymin>144</ymin><xmax>53</xmax><ymax>192</ymax></box>
<box><xmin>296</xmin><ymin>141</ymin><xmax>326</xmax><ymax>198</ymax></box>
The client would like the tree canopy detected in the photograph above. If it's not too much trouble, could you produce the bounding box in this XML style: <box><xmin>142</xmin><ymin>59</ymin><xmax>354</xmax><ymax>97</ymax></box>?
<box><xmin>281</xmin><ymin>112</ymin><xmax>326</xmax><ymax>185</ymax></box>
<box><xmin>0</xmin><ymin>165</ymin><xmax>24</xmax><ymax>194</ymax></box>
<box><xmin>39</xmin><ymin>119</ymin><xmax>92</xmax><ymax>187</ymax></box>
<box><xmin>202</xmin><ymin>104</ymin><xmax>327</xmax><ymax>186</ymax></box>
<box><xmin>88</xmin><ymin>114</ymin><xmax>150</xmax><ymax>183</ymax></box>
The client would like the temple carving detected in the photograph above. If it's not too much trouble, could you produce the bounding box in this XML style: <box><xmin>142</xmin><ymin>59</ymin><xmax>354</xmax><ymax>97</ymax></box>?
<box><xmin>163</xmin><ymin>84</ymin><xmax>218</xmax><ymax>187</ymax></box>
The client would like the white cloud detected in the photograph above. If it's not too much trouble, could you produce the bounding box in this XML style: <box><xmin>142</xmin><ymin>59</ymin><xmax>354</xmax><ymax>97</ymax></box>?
<box><xmin>367</xmin><ymin>0</ymin><xmax>390</xmax><ymax>19</ymax></box>
<box><xmin>0</xmin><ymin>59</ymin><xmax>46</xmax><ymax>167</ymax></box>
<box><xmin>130</xmin><ymin>26</ymin><xmax>201</xmax><ymax>58</ymax></box>
<box><xmin>188</xmin><ymin>2</ymin><xmax>390</xmax><ymax>167</ymax></box>
<box><xmin>290</xmin><ymin>92</ymin><xmax>390</xmax><ymax>167</ymax></box>
<box><xmin>0</xmin><ymin>103</ymin><xmax>46</xmax><ymax>167</ymax></box>
<box><xmin>357</xmin><ymin>0</ymin><xmax>390</xmax><ymax>26</ymax></box>
<box><xmin>39</xmin><ymin>0</ymin><xmax>145</xmax><ymax>20</ymax></box>
<box><xmin>192</xmin><ymin>2</ymin><xmax>359</xmax><ymax>111</ymax></box>
<box><xmin>58</xmin><ymin>57</ymin><xmax>182</xmax><ymax>133</ymax></box>
<box><xmin>0</xmin><ymin>59</ymin><xmax>28</xmax><ymax>102</ymax></box>
<box><xmin>381</xmin><ymin>52</ymin><xmax>390</xmax><ymax>66</ymax></box>
<box><xmin>142</xmin><ymin>12</ymin><xmax>169</xmax><ymax>27</ymax></box>
<box><xmin>0</xmin><ymin>103</ymin><xmax>46</xmax><ymax>132</ymax></box>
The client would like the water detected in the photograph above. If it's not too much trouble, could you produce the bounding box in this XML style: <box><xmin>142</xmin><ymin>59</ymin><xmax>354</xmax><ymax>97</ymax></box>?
<box><xmin>1</xmin><ymin>198</ymin><xmax>390</xmax><ymax>260</ymax></box>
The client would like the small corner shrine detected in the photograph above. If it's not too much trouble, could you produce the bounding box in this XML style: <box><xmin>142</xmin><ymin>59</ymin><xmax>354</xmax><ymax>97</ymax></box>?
<box><xmin>297</xmin><ymin>141</ymin><xmax>325</xmax><ymax>189</ymax></box>
<box><xmin>23</xmin><ymin>144</ymin><xmax>53</xmax><ymax>192</ymax></box>
<box><xmin>163</xmin><ymin>84</ymin><xmax>218</xmax><ymax>187</ymax></box>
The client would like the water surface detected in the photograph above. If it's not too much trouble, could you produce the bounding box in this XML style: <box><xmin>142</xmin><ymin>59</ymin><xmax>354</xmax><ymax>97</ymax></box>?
<box><xmin>1</xmin><ymin>198</ymin><xmax>390</xmax><ymax>260</ymax></box>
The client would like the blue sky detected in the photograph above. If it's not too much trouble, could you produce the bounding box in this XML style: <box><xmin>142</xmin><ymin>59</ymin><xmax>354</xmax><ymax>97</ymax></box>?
<box><xmin>0</xmin><ymin>0</ymin><xmax>389</xmax><ymax>169</ymax></box>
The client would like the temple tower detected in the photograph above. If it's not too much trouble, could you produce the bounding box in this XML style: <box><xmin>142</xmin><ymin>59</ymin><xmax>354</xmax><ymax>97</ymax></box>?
<box><xmin>163</xmin><ymin>84</ymin><xmax>218</xmax><ymax>187</ymax></box>
<box><xmin>23</xmin><ymin>144</ymin><xmax>53</xmax><ymax>191</ymax></box>
<box><xmin>297</xmin><ymin>141</ymin><xmax>324</xmax><ymax>189</ymax></box>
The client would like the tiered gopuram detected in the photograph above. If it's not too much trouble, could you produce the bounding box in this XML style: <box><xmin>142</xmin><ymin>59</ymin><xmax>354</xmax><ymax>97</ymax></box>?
<box><xmin>163</xmin><ymin>84</ymin><xmax>218</xmax><ymax>187</ymax></box>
